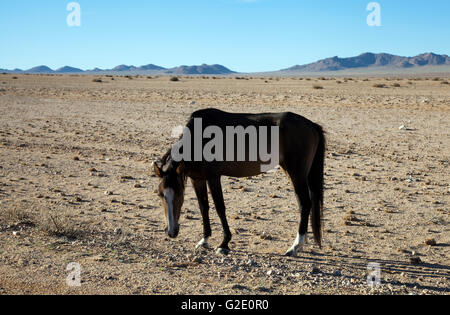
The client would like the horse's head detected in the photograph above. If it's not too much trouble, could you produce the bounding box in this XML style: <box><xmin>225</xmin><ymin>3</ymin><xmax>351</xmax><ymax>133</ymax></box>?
<box><xmin>153</xmin><ymin>159</ymin><xmax>185</xmax><ymax>238</ymax></box>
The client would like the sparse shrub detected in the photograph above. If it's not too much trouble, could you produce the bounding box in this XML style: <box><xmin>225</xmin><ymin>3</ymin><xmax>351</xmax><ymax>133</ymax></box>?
<box><xmin>441</xmin><ymin>81</ymin><xmax>449</xmax><ymax>85</ymax></box>
<box><xmin>39</xmin><ymin>209</ymin><xmax>79</xmax><ymax>239</ymax></box>
<box><xmin>313</xmin><ymin>85</ymin><xmax>324</xmax><ymax>89</ymax></box>
<box><xmin>0</xmin><ymin>206</ymin><xmax>79</xmax><ymax>239</ymax></box>
<box><xmin>0</xmin><ymin>205</ymin><xmax>33</xmax><ymax>226</ymax></box>
<box><xmin>12</xmin><ymin>76</ymin><xmax>18</xmax><ymax>79</ymax></box>
<box><xmin>392</xmin><ymin>83</ymin><xmax>401</xmax><ymax>87</ymax></box>
<box><xmin>373</xmin><ymin>83</ymin><xmax>386</xmax><ymax>88</ymax></box>
<box><xmin>170</xmin><ymin>76</ymin><xmax>180</xmax><ymax>82</ymax></box>
<box><xmin>92</xmin><ymin>78</ymin><xmax>102</xmax><ymax>83</ymax></box>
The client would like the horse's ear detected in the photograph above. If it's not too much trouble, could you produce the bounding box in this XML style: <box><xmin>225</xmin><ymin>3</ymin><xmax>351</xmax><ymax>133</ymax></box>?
<box><xmin>153</xmin><ymin>161</ymin><xmax>163</xmax><ymax>178</ymax></box>
<box><xmin>176</xmin><ymin>162</ymin><xmax>185</xmax><ymax>176</ymax></box>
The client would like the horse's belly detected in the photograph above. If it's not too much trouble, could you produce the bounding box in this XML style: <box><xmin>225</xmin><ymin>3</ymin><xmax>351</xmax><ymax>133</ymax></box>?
<box><xmin>219</xmin><ymin>161</ymin><xmax>265</xmax><ymax>178</ymax></box>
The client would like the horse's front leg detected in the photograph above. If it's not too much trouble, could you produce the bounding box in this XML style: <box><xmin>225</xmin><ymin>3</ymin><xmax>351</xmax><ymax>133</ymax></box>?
<box><xmin>192</xmin><ymin>179</ymin><xmax>211</xmax><ymax>250</ymax></box>
<box><xmin>207</xmin><ymin>176</ymin><xmax>232</xmax><ymax>255</ymax></box>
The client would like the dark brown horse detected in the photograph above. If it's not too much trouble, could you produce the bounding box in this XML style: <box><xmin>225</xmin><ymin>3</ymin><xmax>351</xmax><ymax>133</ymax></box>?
<box><xmin>154</xmin><ymin>108</ymin><xmax>325</xmax><ymax>256</ymax></box>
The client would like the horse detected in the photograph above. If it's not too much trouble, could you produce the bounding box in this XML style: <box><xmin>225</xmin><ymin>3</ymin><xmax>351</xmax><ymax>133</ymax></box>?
<box><xmin>153</xmin><ymin>108</ymin><xmax>325</xmax><ymax>256</ymax></box>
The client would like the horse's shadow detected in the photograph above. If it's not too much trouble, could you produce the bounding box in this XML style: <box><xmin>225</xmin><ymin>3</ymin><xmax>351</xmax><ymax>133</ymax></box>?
<box><xmin>232</xmin><ymin>246</ymin><xmax>449</xmax><ymax>293</ymax></box>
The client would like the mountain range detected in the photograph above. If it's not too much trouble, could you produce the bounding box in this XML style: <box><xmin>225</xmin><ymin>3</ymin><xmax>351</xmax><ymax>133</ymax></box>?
<box><xmin>1</xmin><ymin>53</ymin><xmax>449</xmax><ymax>75</ymax></box>
<box><xmin>0</xmin><ymin>63</ymin><xmax>236</xmax><ymax>75</ymax></box>
<box><xmin>281</xmin><ymin>52</ymin><xmax>450</xmax><ymax>73</ymax></box>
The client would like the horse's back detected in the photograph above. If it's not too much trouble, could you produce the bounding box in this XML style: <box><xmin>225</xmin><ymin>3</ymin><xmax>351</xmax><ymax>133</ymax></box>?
<box><xmin>188</xmin><ymin>108</ymin><xmax>310</xmax><ymax>128</ymax></box>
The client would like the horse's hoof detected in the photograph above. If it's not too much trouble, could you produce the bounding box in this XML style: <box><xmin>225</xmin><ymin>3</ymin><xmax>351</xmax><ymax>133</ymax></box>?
<box><xmin>284</xmin><ymin>249</ymin><xmax>298</xmax><ymax>257</ymax></box>
<box><xmin>195</xmin><ymin>238</ymin><xmax>210</xmax><ymax>251</ymax></box>
<box><xmin>216</xmin><ymin>247</ymin><xmax>230</xmax><ymax>255</ymax></box>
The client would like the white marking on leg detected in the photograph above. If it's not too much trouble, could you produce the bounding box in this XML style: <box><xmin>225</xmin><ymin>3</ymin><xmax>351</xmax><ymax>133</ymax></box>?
<box><xmin>195</xmin><ymin>237</ymin><xmax>209</xmax><ymax>250</ymax></box>
<box><xmin>163</xmin><ymin>188</ymin><xmax>175</xmax><ymax>235</ymax></box>
<box><xmin>286</xmin><ymin>233</ymin><xmax>305</xmax><ymax>256</ymax></box>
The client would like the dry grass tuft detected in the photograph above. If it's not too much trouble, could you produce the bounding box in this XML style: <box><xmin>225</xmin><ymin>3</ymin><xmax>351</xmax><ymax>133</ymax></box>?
<box><xmin>0</xmin><ymin>206</ymin><xmax>34</xmax><ymax>226</ymax></box>
<box><xmin>1</xmin><ymin>205</ymin><xmax>80</xmax><ymax>239</ymax></box>
<box><xmin>38</xmin><ymin>209</ymin><xmax>79</xmax><ymax>239</ymax></box>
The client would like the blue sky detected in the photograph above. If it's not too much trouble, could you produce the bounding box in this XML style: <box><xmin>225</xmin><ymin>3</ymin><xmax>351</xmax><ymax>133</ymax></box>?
<box><xmin>0</xmin><ymin>0</ymin><xmax>449</xmax><ymax>72</ymax></box>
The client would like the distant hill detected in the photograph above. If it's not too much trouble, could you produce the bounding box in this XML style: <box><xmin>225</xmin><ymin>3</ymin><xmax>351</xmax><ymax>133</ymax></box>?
<box><xmin>111</xmin><ymin>65</ymin><xmax>139</xmax><ymax>72</ymax></box>
<box><xmin>281</xmin><ymin>52</ymin><xmax>450</xmax><ymax>73</ymax></box>
<box><xmin>55</xmin><ymin>66</ymin><xmax>84</xmax><ymax>73</ymax></box>
<box><xmin>138</xmin><ymin>64</ymin><xmax>167</xmax><ymax>71</ymax></box>
<box><xmin>108</xmin><ymin>64</ymin><xmax>167</xmax><ymax>72</ymax></box>
<box><xmin>26</xmin><ymin>65</ymin><xmax>55</xmax><ymax>74</ymax></box>
<box><xmin>166</xmin><ymin>64</ymin><xmax>235</xmax><ymax>75</ymax></box>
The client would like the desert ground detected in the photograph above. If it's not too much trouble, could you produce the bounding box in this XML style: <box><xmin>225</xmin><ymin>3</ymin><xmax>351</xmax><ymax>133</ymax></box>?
<box><xmin>0</xmin><ymin>73</ymin><xmax>448</xmax><ymax>295</ymax></box>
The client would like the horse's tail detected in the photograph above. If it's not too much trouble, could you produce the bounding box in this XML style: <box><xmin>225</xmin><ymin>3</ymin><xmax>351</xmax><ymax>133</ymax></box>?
<box><xmin>309</xmin><ymin>123</ymin><xmax>326</xmax><ymax>248</ymax></box>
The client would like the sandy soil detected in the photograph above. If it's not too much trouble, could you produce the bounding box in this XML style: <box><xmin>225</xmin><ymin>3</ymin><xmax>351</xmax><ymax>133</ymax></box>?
<box><xmin>0</xmin><ymin>74</ymin><xmax>448</xmax><ymax>295</ymax></box>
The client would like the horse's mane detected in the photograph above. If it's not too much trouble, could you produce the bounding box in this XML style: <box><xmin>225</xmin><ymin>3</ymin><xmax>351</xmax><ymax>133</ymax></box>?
<box><xmin>159</xmin><ymin>147</ymin><xmax>187</xmax><ymax>187</ymax></box>
<box><xmin>160</xmin><ymin>148</ymin><xmax>173</xmax><ymax>168</ymax></box>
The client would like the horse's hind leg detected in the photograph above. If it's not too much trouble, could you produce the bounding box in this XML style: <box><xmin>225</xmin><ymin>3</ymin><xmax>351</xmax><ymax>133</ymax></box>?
<box><xmin>284</xmin><ymin>170</ymin><xmax>312</xmax><ymax>257</ymax></box>
<box><xmin>192</xmin><ymin>179</ymin><xmax>212</xmax><ymax>250</ymax></box>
